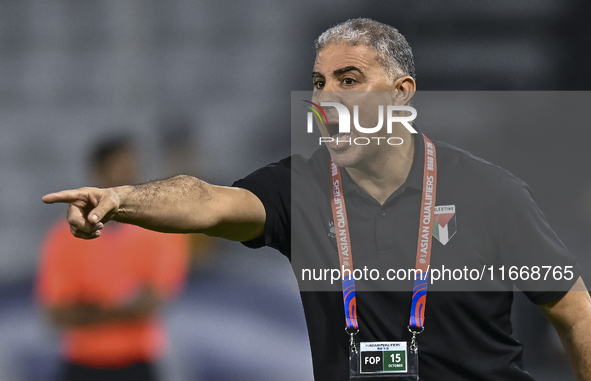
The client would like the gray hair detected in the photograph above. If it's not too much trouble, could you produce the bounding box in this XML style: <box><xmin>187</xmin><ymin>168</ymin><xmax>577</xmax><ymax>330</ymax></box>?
<box><xmin>314</xmin><ymin>18</ymin><xmax>416</xmax><ymax>83</ymax></box>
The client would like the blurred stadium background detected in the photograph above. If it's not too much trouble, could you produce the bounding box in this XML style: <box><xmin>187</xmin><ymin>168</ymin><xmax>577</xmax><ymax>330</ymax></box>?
<box><xmin>1</xmin><ymin>1</ymin><xmax>591</xmax><ymax>380</ymax></box>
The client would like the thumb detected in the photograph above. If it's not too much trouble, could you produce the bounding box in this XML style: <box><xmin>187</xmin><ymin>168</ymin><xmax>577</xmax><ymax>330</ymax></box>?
<box><xmin>88</xmin><ymin>211</ymin><xmax>101</xmax><ymax>224</ymax></box>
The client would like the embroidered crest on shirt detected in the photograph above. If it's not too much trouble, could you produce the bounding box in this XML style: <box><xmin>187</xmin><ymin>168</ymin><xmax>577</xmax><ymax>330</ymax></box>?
<box><xmin>433</xmin><ymin>205</ymin><xmax>456</xmax><ymax>245</ymax></box>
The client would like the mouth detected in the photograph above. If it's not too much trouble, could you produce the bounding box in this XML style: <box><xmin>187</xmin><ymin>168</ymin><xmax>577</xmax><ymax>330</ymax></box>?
<box><xmin>325</xmin><ymin>123</ymin><xmax>339</xmax><ymax>137</ymax></box>
<box><xmin>325</xmin><ymin>123</ymin><xmax>351</xmax><ymax>141</ymax></box>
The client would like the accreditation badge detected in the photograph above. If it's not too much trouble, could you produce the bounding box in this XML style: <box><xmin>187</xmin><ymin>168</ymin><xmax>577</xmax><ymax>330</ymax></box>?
<box><xmin>349</xmin><ymin>341</ymin><xmax>419</xmax><ymax>380</ymax></box>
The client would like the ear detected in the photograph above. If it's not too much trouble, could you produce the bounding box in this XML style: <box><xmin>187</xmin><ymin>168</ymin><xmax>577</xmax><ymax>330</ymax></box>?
<box><xmin>392</xmin><ymin>76</ymin><xmax>416</xmax><ymax>105</ymax></box>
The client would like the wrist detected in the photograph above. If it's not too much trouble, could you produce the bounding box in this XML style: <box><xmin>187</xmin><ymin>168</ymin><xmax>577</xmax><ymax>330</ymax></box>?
<box><xmin>110</xmin><ymin>185</ymin><xmax>132</xmax><ymax>221</ymax></box>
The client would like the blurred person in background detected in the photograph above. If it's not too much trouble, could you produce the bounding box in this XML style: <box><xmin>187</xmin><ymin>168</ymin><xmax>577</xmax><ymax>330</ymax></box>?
<box><xmin>36</xmin><ymin>136</ymin><xmax>189</xmax><ymax>381</ymax></box>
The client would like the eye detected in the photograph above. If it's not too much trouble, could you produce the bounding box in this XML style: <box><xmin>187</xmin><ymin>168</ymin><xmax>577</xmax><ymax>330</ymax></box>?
<box><xmin>342</xmin><ymin>78</ymin><xmax>356</xmax><ymax>85</ymax></box>
<box><xmin>314</xmin><ymin>81</ymin><xmax>325</xmax><ymax>89</ymax></box>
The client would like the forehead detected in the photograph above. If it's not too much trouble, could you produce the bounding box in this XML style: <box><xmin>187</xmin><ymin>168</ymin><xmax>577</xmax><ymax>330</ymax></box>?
<box><xmin>313</xmin><ymin>43</ymin><xmax>381</xmax><ymax>74</ymax></box>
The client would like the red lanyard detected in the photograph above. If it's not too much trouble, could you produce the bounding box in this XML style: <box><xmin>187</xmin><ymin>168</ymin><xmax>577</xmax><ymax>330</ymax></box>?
<box><xmin>330</xmin><ymin>134</ymin><xmax>437</xmax><ymax>334</ymax></box>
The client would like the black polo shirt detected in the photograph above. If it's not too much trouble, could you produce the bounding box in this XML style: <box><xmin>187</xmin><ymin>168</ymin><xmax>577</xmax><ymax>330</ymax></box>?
<box><xmin>232</xmin><ymin>133</ymin><xmax>579</xmax><ymax>381</ymax></box>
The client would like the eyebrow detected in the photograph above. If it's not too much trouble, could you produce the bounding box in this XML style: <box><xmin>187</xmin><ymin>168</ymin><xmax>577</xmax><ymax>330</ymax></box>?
<box><xmin>334</xmin><ymin>66</ymin><xmax>363</xmax><ymax>76</ymax></box>
<box><xmin>312</xmin><ymin>66</ymin><xmax>364</xmax><ymax>79</ymax></box>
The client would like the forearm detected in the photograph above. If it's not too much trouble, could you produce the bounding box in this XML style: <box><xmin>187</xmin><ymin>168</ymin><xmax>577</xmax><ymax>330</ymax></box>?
<box><xmin>555</xmin><ymin>315</ymin><xmax>591</xmax><ymax>380</ymax></box>
<box><xmin>541</xmin><ymin>278</ymin><xmax>591</xmax><ymax>381</ymax></box>
<box><xmin>112</xmin><ymin>175</ymin><xmax>264</xmax><ymax>241</ymax></box>
<box><xmin>111</xmin><ymin>175</ymin><xmax>218</xmax><ymax>233</ymax></box>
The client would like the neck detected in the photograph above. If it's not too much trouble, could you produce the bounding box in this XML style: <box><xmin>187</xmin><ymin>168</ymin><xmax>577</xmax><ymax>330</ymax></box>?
<box><xmin>345</xmin><ymin>134</ymin><xmax>415</xmax><ymax>205</ymax></box>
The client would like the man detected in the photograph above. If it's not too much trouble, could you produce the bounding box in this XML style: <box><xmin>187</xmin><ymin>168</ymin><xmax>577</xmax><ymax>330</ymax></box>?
<box><xmin>37</xmin><ymin>137</ymin><xmax>189</xmax><ymax>381</ymax></box>
<box><xmin>42</xmin><ymin>19</ymin><xmax>591</xmax><ymax>380</ymax></box>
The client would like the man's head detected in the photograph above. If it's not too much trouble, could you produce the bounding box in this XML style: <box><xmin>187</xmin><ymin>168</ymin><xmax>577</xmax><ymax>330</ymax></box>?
<box><xmin>90</xmin><ymin>136</ymin><xmax>138</xmax><ymax>188</ymax></box>
<box><xmin>312</xmin><ymin>19</ymin><xmax>416</xmax><ymax>169</ymax></box>
<box><xmin>314</xmin><ymin>18</ymin><xmax>415</xmax><ymax>85</ymax></box>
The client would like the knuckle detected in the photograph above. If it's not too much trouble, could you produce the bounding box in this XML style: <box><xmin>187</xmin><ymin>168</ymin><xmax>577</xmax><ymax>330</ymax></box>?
<box><xmin>67</xmin><ymin>217</ymin><xmax>84</xmax><ymax>230</ymax></box>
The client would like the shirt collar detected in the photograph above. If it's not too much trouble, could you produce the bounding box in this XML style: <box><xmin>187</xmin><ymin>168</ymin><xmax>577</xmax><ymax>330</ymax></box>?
<box><xmin>340</xmin><ymin>132</ymin><xmax>425</xmax><ymax>197</ymax></box>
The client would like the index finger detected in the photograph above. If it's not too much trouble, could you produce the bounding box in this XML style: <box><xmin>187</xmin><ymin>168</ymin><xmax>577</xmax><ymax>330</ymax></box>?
<box><xmin>42</xmin><ymin>189</ymin><xmax>87</xmax><ymax>204</ymax></box>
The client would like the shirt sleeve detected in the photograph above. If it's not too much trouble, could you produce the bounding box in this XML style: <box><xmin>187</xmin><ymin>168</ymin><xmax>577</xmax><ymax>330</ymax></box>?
<box><xmin>231</xmin><ymin>157</ymin><xmax>291</xmax><ymax>257</ymax></box>
<box><xmin>497</xmin><ymin>174</ymin><xmax>580</xmax><ymax>305</ymax></box>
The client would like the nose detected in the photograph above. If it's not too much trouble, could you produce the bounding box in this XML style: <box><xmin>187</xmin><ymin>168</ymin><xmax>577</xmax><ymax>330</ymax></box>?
<box><xmin>312</xmin><ymin>85</ymin><xmax>343</xmax><ymax>106</ymax></box>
